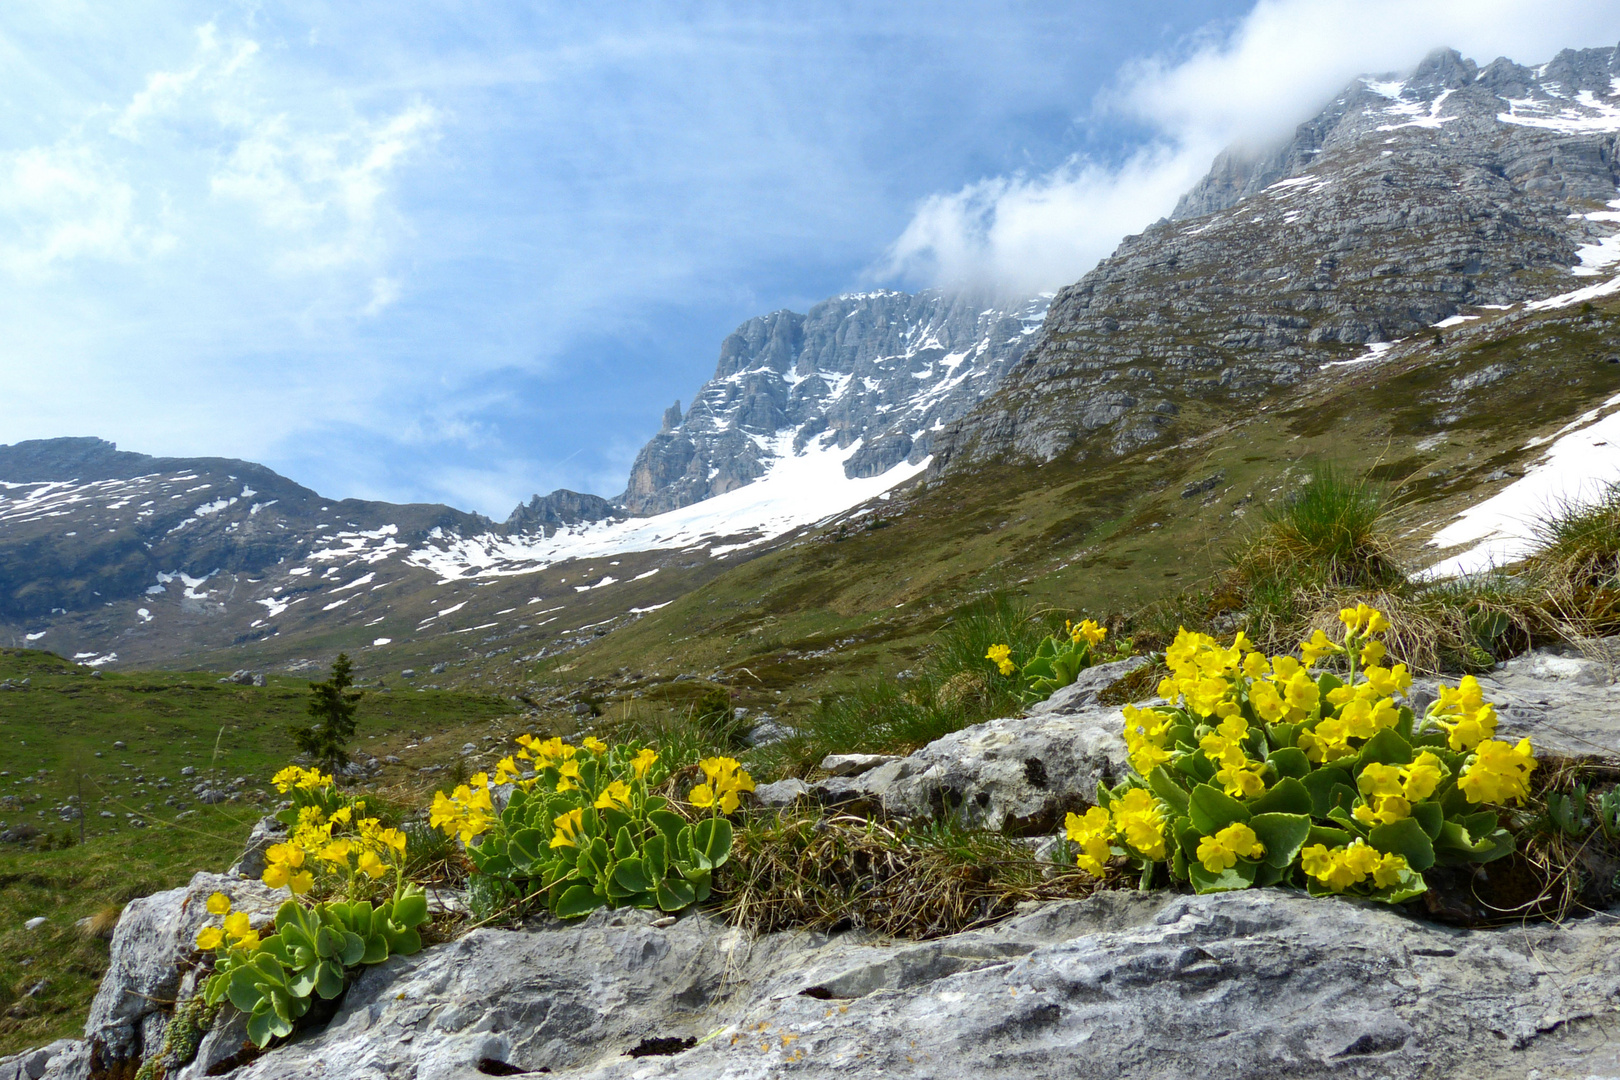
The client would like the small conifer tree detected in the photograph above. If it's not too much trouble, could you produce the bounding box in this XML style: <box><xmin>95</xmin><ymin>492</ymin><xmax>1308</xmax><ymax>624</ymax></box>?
<box><xmin>291</xmin><ymin>653</ymin><xmax>364</xmax><ymax>773</ymax></box>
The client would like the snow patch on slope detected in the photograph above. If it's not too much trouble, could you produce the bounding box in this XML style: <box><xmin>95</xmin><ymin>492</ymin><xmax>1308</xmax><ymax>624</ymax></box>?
<box><xmin>1422</xmin><ymin>392</ymin><xmax>1620</xmax><ymax>577</ymax></box>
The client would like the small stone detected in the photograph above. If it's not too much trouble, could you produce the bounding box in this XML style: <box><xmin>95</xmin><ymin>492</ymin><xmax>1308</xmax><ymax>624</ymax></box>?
<box><xmin>819</xmin><ymin>753</ymin><xmax>900</xmax><ymax>778</ymax></box>
<box><xmin>24</xmin><ymin>916</ymin><xmax>46</xmax><ymax>930</ymax></box>
<box><xmin>112</xmin><ymin>741</ymin><xmax>127</xmax><ymax>750</ymax></box>
<box><xmin>751</xmin><ymin>778</ymin><xmax>812</xmax><ymax>808</ymax></box>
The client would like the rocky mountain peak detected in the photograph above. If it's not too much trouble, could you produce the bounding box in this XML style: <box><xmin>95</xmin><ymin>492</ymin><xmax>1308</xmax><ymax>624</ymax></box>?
<box><xmin>615</xmin><ymin>289</ymin><xmax>1050</xmax><ymax>516</ymax></box>
<box><xmin>937</xmin><ymin>43</ymin><xmax>1620</xmax><ymax>473</ymax></box>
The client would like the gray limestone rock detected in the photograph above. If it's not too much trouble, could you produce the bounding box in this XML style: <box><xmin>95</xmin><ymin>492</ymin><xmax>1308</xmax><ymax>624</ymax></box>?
<box><xmin>751</xmin><ymin>778</ymin><xmax>813</xmax><ymax>808</ymax></box>
<box><xmin>83</xmin><ymin>872</ymin><xmax>283</xmax><ymax>1073</ymax></box>
<box><xmin>817</xmin><ymin>704</ymin><xmax>1131</xmax><ymax>834</ymax></box>
<box><xmin>227</xmin><ymin>815</ymin><xmax>287</xmax><ymax>880</ymax></box>
<box><xmin>143</xmin><ymin>889</ymin><xmax>1620</xmax><ymax>1080</ymax></box>
<box><xmin>818</xmin><ymin>753</ymin><xmax>900</xmax><ymax>777</ymax></box>
<box><xmin>1024</xmin><ymin>656</ymin><xmax>1151</xmax><ymax>717</ymax></box>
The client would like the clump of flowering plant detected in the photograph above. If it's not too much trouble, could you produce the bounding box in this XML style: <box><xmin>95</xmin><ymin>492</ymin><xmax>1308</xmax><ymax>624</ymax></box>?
<box><xmin>437</xmin><ymin>735</ymin><xmax>748</xmax><ymax>918</ymax></box>
<box><xmin>987</xmin><ymin>618</ymin><xmax>1127</xmax><ymax>703</ymax></box>
<box><xmin>1065</xmin><ymin>604</ymin><xmax>1535</xmax><ymax>903</ymax></box>
<box><xmin>193</xmin><ymin>765</ymin><xmax>429</xmax><ymax>1048</ymax></box>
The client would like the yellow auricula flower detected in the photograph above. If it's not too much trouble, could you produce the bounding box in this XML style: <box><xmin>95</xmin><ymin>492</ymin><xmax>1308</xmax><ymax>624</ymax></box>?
<box><xmin>594</xmin><ymin>780</ymin><xmax>632</xmax><ymax>811</ymax></box>
<box><xmin>985</xmin><ymin>644</ymin><xmax>1016</xmax><ymax>676</ymax></box>
<box><xmin>206</xmin><ymin>892</ymin><xmax>232</xmax><ymax>916</ymax></box>
<box><xmin>196</xmin><ymin>926</ymin><xmax>225</xmax><ymax>951</ymax></box>
<box><xmin>1065</xmin><ymin>807</ymin><xmax>1113</xmax><ymax>877</ymax></box>
<box><xmin>582</xmin><ymin>736</ymin><xmax>608</xmax><ymax>753</ymax></box>
<box><xmin>1458</xmin><ymin>738</ymin><xmax>1537</xmax><ymax>805</ymax></box>
<box><xmin>1196</xmin><ymin>822</ymin><xmax>1264</xmax><ymax>874</ymax></box>
<box><xmin>550</xmin><ymin>808</ymin><xmax>584</xmax><ymax>849</ymax></box>
<box><xmin>632</xmin><ymin>748</ymin><xmax>659</xmax><ymax>779</ymax></box>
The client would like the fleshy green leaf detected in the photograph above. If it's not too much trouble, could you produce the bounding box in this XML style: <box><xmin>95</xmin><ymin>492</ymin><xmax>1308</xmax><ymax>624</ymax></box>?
<box><xmin>314</xmin><ymin>960</ymin><xmax>346</xmax><ymax>1001</ymax></box>
<box><xmin>1189</xmin><ymin>783</ymin><xmax>1251</xmax><ymax>834</ymax></box>
<box><xmin>614</xmin><ymin>857</ymin><xmax>651</xmax><ymax>894</ymax></box>
<box><xmin>1147</xmin><ymin>766</ymin><xmax>1190</xmax><ymax>815</ymax></box>
<box><xmin>692</xmin><ymin>817</ymin><xmax>733</xmax><ymax>866</ymax></box>
<box><xmin>1247</xmin><ymin>812</ymin><xmax>1312</xmax><ymax>868</ymax></box>
<box><xmin>508</xmin><ymin>828</ymin><xmax>546</xmax><ymax>870</ymax></box>
<box><xmin>1188</xmin><ymin>860</ymin><xmax>1258</xmax><ymax>894</ymax></box>
<box><xmin>1368</xmin><ymin>816</ymin><xmax>1436</xmax><ymax>871</ymax></box>
<box><xmin>655</xmin><ymin>877</ymin><xmax>697</xmax><ymax>912</ymax></box>
<box><xmin>392</xmin><ymin>887</ymin><xmax>429</xmax><ymax>930</ymax></box>
<box><xmin>554</xmin><ymin>883</ymin><xmax>602</xmax><ymax>919</ymax></box>
<box><xmin>1265</xmin><ymin>747</ymin><xmax>1311</xmax><ymax>780</ymax></box>
<box><xmin>1300</xmin><ymin>767</ymin><xmax>1353</xmax><ymax>817</ymax></box>
<box><xmin>1355</xmin><ymin>728</ymin><xmax>1414</xmax><ymax>769</ymax></box>
<box><xmin>1411</xmin><ymin>801</ymin><xmax>1444</xmax><ymax>840</ymax></box>
<box><xmin>1247</xmin><ymin>777</ymin><xmax>1313</xmax><ymax>817</ymax></box>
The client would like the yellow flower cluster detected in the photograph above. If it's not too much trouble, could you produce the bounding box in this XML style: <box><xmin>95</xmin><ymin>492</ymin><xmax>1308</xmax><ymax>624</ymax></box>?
<box><xmin>1067</xmin><ymin>619</ymin><xmax>1107</xmax><ymax>647</ymax></box>
<box><xmin>195</xmin><ymin>892</ymin><xmax>261</xmax><ymax>952</ymax></box>
<box><xmin>264</xmin><ymin>802</ymin><xmax>406</xmax><ymax>896</ymax></box>
<box><xmin>1199</xmin><ymin>714</ymin><xmax>1267</xmax><ymax>799</ymax></box>
<box><xmin>690</xmin><ymin>757</ymin><xmax>755</xmax><ymax>814</ymax></box>
<box><xmin>430</xmin><ymin>776</ymin><xmax>495</xmax><ymax>845</ymax></box>
<box><xmin>1122</xmin><ymin>704</ymin><xmax>1175</xmax><ymax>775</ymax></box>
<box><xmin>1428</xmin><ymin>676</ymin><xmax>1498</xmax><ymax>752</ymax></box>
<box><xmin>1300</xmin><ymin>839</ymin><xmax>1409</xmax><ymax>891</ymax></box>
<box><xmin>1064</xmin><ymin>788</ymin><xmax>1170</xmax><ymax>877</ymax></box>
<box><xmin>1458</xmin><ymin>737</ymin><xmax>1537</xmax><ymax>805</ymax></box>
<box><xmin>1196</xmin><ymin>822</ymin><xmax>1265</xmax><ymax>874</ymax></box>
<box><xmin>985</xmin><ymin>644</ymin><xmax>1016</xmax><ymax>676</ymax></box>
<box><xmin>271</xmin><ymin>765</ymin><xmax>333</xmax><ymax>794</ymax></box>
<box><xmin>1352</xmin><ymin>752</ymin><xmax>1445</xmax><ymax>826</ymax></box>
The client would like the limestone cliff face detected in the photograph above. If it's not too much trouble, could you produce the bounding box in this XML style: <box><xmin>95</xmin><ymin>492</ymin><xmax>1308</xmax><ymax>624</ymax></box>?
<box><xmin>933</xmin><ymin>46</ymin><xmax>1620</xmax><ymax>472</ymax></box>
<box><xmin>616</xmin><ymin>291</ymin><xmax>1049</xmax><ymax>516</ymax></box>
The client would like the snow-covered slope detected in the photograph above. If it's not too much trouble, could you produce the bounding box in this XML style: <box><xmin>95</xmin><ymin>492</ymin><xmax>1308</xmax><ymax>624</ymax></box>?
<box><xmin>410</xmin><ymin>430</ymin><xmax>926</xmax><ymax>582</ymax></box>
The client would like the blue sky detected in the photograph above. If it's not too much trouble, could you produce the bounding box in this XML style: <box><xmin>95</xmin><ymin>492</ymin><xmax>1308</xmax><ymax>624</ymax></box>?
<box><xmin>4</xmin><ymin>1</ymin><xmax>1620</xmax><ymax>517</ymax></box>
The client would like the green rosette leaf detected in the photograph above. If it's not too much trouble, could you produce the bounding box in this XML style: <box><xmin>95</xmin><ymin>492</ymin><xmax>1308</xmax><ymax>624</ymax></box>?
<box><xmin>1189</xmin><ymin>860</ymin><xmax>1259</xmax><ymax>894</ymax></box>
<box><xmin>1247</xmin><ymin>813</ymin><xmax>1312</xmax><ymax>869</ymax></box>
<box><xmin>554</xmin><ymin>883</ymin><xmax>602</xmax><ymax>919</ymax></box>
<box><xmin>1368</xmin><ymin>816</ymin><xmax>1436</xmax><ymax>871</ymax></box>
<box><xmin>1248</xmin><ymin>777</ymin><xmax>1312</xmax><ymax>817</ymax></box>
<box><xmin>1189</xmin><ymin>783</ymin><xmax>1251</xmax><ymax>834</ymax></box>
<box><xmin>1265</xmin><ymin>747</ymin><xmax>1311</xmax><ymax>779</ymax></box>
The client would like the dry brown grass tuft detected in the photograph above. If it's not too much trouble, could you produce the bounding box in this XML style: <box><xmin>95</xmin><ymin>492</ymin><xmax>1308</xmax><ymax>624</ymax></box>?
<box><xmin>717</xmin><ymin>810</ymin><xmax>1107</xmax><ymax>939</ymax></box>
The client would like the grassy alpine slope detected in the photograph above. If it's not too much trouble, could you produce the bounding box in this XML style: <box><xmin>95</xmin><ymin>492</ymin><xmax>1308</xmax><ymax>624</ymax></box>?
<box><xmin>532</xmin><ymin>292</ymin><xmax>1620</xmax><ymax>736</ymax></box>
<box><xmin>0</xmin><ymin>650</ymin><xmax>515</xmax><ymax>1055</ymax></box>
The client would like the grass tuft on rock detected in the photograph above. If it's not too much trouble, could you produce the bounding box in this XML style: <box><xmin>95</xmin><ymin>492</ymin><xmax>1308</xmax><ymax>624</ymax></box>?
<box><xmin>717</xmin><ymin>810</ymin><xmax>1104</xmax><ymax>939</ymax></box>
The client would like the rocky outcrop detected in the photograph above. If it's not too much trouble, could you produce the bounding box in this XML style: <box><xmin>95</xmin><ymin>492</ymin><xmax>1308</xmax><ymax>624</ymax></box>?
<box><xmin>27</xmin><ymin>887</ymin><xmax>1620</xmax><ymax>1079</ymax></box>
<box><xmin>504</xmin><ymin>490</ymin><xmax>624</xmax><ymax>535</ymax></box>
<box><xmin>933</xmin><ymin>45</ymin><xmax>1620</xmax><ymax>474</ymax></box>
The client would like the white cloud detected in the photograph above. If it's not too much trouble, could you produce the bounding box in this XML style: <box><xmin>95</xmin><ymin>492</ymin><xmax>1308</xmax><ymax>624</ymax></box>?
<box><xmin>110</xmin><ymin>22</ymin><xmax>258</xmax><ymax>142</ymax></box>
<box><xmin>0</xmin><ymin>142</ymin><xmax>172</xmax><ymax>276</ymax></box>
<box><xmin>885</xmin><ymin>0</ymin><xmax>1620</xmax><ymax>297</ymax></box>
<box><xmin>211</xmin><ymin>100</ymin><xmax>438</xmax><ymax>271</ymax></box>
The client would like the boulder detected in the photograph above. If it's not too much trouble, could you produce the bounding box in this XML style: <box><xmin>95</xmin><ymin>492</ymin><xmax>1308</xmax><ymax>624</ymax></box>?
<box><xmin>752</xmin><ymin>778</ymin><xmax>813</xmax><ymax>808</ymax></box>
<box><xmin>164</xmin><ymin>889</ymin><xmax>1620</xmax><ymax>1080</ymax></box>
<box><xmin>0</xmin><ymin>1039</ymin><xmax>84</xmax><ymax>1080</ymax></box>
<box><xmin>1023</xmin><ymin>656</ymin><xmax>1151</xmax><ymax>717</ymax></box>
<box><xmin>80</xmin><ymin>873</ymin><xmax>283</xmax><ymax>1073</ymax></box>
<box><xmin>1411</xmin><ymin>640</ymin><xmax>1620</xmax><ymax>759</ymax></box>
<box><xmin>815</xmin><ymin>704</ymin><xmax>1131</xmax><ymax>833</ymax></box>
<box><xmin>227</xmin><ymin>816</ymin><xmax>287</xmax><ymax>880</ymax></box>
